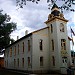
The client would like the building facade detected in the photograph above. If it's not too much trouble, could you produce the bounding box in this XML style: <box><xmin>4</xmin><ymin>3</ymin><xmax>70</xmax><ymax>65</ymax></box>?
<box><xmin>4</xmin><ymin>4</ymin><xmax>72</xmax><ymax>74</ymax></box>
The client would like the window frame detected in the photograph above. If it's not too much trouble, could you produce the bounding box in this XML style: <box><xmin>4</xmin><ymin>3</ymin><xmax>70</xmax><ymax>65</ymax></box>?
<box><xmin>39</xmin><ymin>39</ymin><xmax>43</xmax><ymax>51</ymax></box>
<box><xmin>40</xmin><ymin>56</ymin><xmax>43</xmax><ymax>67</ymax></box>
<box><xmin>52</xmin><ymin>56</ymin><xmax>55</xmax><ymax>66</ymax></box>
<box><xmin>23</xmin><ymin>42</ymin><xmax>24</xmax><ymax>53</ymax></box>
<box><xmin>28</xmin><ymin>40</ymin><xmax>30</xmax><ymax>52</ymax></box>
<box><xmin>61</xmin><ymin>39</ymin><xmax>66</xmax><ymax>50</ymax></box>
<box><xmin>60</xmin><ymin>23</ymin><xmax>64</xmax><ymax>32</ymax></box>
<box><xmin>51</xmin><ymin>39</ymin><xmax>54</xmax><ymax>51</ymax></box>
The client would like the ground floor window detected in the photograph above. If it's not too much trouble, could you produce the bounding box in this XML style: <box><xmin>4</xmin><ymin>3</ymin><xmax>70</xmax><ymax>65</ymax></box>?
<box><xmin>28</xmin><ymin>57</ymin><xmax>31</xmax><ymax>67</ymax></box>
<box><xmin>5</xmin><ymin>61</ymin><xmax>6</xmax><ymax>67</ymax></box>
<box><xmin>7</xmin><ymin>60</ymin><xmax>8</xmax><ymax>66</ymax></box>
<box><xmin>17</xmin><ymin>58</ymin><xmax>19</xmax><ymax>67</ymax></box>
<box><xmin>22</xmin><ymin>58</ymin><xmax>24</xmax><ymax>68</ymax></box>
<box><xmin>52</xmin><ymin>56</ymin><xmax>55</xmax><ymax>66</ymax></box>
<box><xmin>40</xmin><ymin>56</ymin><xmax>43</xmax><ymax>66</ymax></box>
<box><xmin>14</xmin><ymin>59</ymin><xmax>16</xmax><ymax>67</ymax></box>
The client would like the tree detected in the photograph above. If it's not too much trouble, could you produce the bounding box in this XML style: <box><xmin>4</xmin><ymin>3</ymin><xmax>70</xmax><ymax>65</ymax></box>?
<box><xmin>16</xmin><ymin>0</ymin><xmax>75</xmax><ymax>12</ymax></box>
<box><xmin>0</xmin><ymin>10</ymin><xmax>16</xmax><ymax>54</ymax></box>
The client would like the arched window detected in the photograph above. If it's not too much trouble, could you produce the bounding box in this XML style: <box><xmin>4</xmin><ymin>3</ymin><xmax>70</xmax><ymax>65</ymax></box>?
<box><xmin>60</xmin><ymin>23</ymin><xmax>64</xmax><ymax>32</ymax></box>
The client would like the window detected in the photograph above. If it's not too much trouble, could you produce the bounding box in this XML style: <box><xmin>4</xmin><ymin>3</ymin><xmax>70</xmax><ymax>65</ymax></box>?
<box><xmin>62</xmin><ymin>58</ymin><xmax>65</xmax><ymax>63</ymax></box>
<box><xmin>39</xmin><ymin>39</ymin><xmax>43</xmax><ymax>51</ymax></box>
<box><xmin>5</xmin><ymin>61</ymin><xmax>6</xmax><ymax>67</ymax></box>
<box><xmin>14</xmin><ymin>59</ymin><xmax>16</xmax><ymax>67</ymax></box>
<box><xmin>23</xmin><ymin>42</ymin><xmax>24</xmax><ymax>53</ymax></box>
<box><xmin>7</xmin><ymin>60</ymin><xmax>8</xmax><ymax>67</ymax></box>
<box><xmin>40</xmin><ymin>57</ymin><xmax>43</xmax><ymax>66</ymax></box>
<box><xmin>52</xmin><ymin>56</ymin><xmax>55</xmax><ymax>66</ymax></box>
<box><xmin>10</xmin><ymin>47</ymin><xmax>12</xmax><ymax>57</ymax></box>
<box><xmin>4</xmin><ymin>51</ymin><xmax>6</xmax><ymax>57</ymax></box>
<box><xmin>28</xmin><ymin>57</ymin><xmax>31</xmax><ymax>67</ymax></box>
<box><xmin>22</xmin><ymin>58</ymin><xmax>24</xmax><ymax>68</ymax></box>
<box><xmin>17</xmin><ymin>58</ymin><xmax>19</xmax><ymax>67</ymax></box>
<box><xmin>51</xmin><ymin>24</ymin><xmax>53</xmax><ymax>33</ymax></box>
<box><xmin>28</xmin><ymin>40</ymin><xmax>30</xmax><ymax>51</ymax></box>
<box><xmin>61</xmin><ymin>39</ymin><xmax>66</xmax><ymax>50</ymax></box>
<box><xmin>14</xmin><ymin>46</ymin><xmax>16</xmax><ymax>56</ymax></box>
<box><xmin>52</xmin><ymin>40</ymin><xmax>54</xmax><ymax>51</ymax></box>
<box><xmin>7</xmin><ymin>51</ymin><xmax>9</xmax><ymax>57</ymax></box>
<box><xmin>62</xmin><ymin>58</ymin><xmax>67</xmax><ymax>63</ymax></box>
<box><xmin>18</xmin><ymin>44</ymin><xmax>19</xmax><ymax>55</ymax></box>
<box><xmin>60</xmin><ymin>23</ymin><xmax>64</xmax><ymax>32</ymax></box>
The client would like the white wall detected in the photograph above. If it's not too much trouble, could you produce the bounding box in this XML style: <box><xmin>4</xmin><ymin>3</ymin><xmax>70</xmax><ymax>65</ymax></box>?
<box><xmin>32</xmin><ymin>28</ymin><xmax>50</xmax><ymax>71</ymax></box>
<box><xmin>4</xmin><ymin>35</ymin><xmax>32</xmax><ymax>71</ymax></box>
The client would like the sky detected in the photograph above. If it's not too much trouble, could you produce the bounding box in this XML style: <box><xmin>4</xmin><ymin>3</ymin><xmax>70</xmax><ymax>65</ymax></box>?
<box><xmin>0</xmin><ymin>0</ymin><xmax>75</xmax><ymax>57</ymax></box>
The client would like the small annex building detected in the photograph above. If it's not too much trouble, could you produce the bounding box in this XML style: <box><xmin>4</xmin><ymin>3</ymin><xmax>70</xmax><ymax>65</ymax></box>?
<box><xmin>4</xmin><ymin>4</ymin><xmax>72</xmax><ymax>74</ymax></box>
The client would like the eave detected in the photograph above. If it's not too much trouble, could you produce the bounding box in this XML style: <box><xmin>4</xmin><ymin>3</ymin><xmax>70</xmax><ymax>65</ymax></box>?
<box><xmin>45</xmin><ymin>16</ymin><xmax>68</xmax><ymax>24</ymax></box>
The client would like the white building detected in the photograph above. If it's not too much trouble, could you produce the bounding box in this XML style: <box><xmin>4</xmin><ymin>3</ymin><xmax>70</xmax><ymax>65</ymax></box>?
<box><xmin>4</xmin><ymin>4</ymin><xmax>72</xmax><ymax>74</ymax></box>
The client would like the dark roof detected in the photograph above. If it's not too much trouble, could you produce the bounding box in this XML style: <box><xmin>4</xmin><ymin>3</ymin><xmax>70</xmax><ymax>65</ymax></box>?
<box><xmin>51</xmin><ymin>3</ymin><xmax>59</xmax><ymax>10</ymax></box>
<box><xmin>5</xmin><ymin>27</ymin><xmax>49</xmax><ymax>49</ymax></box>
<box><xmin>5</xmin><ymin>33</ymin><xmax>32</xmax><ymax>49</ymax></box>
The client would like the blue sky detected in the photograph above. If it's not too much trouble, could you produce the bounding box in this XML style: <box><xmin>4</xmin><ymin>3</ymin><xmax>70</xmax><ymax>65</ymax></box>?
<box><xmin>0</xmin><ymin>0</ymin><xmax>75</xmax><ymax>57</ymax></box>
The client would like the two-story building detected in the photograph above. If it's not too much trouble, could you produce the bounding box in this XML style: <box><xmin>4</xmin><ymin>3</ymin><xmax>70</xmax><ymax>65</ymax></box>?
<box><xmin>4</xmin><ymin>4</ymin><xmax>72</xmax><ymax>74</ymax></box>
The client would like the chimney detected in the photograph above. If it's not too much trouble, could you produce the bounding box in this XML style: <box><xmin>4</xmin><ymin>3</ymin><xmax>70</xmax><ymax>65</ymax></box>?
<box><xmin>10</xmin><ymin>41</ymin><xmax>11</xmax><ymax>44</ymax></box>
<box><xmin>17</xmin><ymin>36</ymin><xmax>19</xmax><ymax>40</ymax></box>
<box><xmin>25</xmin><ymin>30</ymin><xmax>28</xmax><ymax>35</ymax></box>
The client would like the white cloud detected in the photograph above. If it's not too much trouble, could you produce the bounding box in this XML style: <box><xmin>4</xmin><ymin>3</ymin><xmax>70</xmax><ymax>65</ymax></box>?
<box><xmin>0</xmin><ymin>0</ymin><xmax>75</xmax><ymax>50</ymax></box>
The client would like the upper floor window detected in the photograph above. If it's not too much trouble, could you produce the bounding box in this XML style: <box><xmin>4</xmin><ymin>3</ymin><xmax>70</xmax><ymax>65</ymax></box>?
<box><xmin>28</xmin><ymin>40</ymin><xmax>30</xmax><ymax>51</ymax></box>
<box><xmin>10</xmin><ymin>47</ymin><xmax>12</xmax><ymax>57</ymax></box>
<box><xmin>60</xmin><ymin>23</ymin><xmax>64</xmax><ymax>32</ymax></box>
<box><xmin>23</xmin><ymin>42</ymin><xmax>24</xmax><ymax>53</ymax></box>
<box><xmin>51</xmin><ymin>40</ymin><xmax>54</xmax><ymax>51</ymax></box>
<box><xmin>51</xmin><ymin>24</ymin><xmax>53</xmax><ymax>33</ymax></box>
<box><xmin>39</xmin><ymin>39</ymin><xmax>43</xmax><ymax>51</ymax></box>
<box><xmin>14</xmin><ymin>46</ymin><xmax>16</xmax><ymax>56</ymax></box>
<box><xmin>18</xmin><ymin>44</ymin><xmax>19</xmax><ymax>55</ymax></box>
<box><xmin>7</xmin><ymin>51</ymin><xmax>9</xmax><ymax>57</ymax></box>
<box><xmin>61</xmin><ymin>39</ymin><xmax>66</xmax><ymax>50</ymax></box>
<box><xmin>40</xmin><ymin>56</ymin><xmax>43</xmax><ymax>66</ymax></box>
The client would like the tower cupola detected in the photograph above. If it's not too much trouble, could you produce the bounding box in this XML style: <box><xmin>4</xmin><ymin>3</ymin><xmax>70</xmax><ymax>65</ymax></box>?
<box><xmin>51</xmin><ymin>3</ymin><xmax>60</xmax><ymax>16</ymax></box>
<box><xmin>45</xmin><ymin>3</ymin><xmax>68</xmax><ymax>24</ymax></box>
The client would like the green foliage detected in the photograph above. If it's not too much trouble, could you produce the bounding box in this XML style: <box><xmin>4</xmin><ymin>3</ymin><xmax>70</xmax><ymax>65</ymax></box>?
<box><xmin>16</xmin><ymin>0</ymin><xmax>75</xmax><ymax>12</ymax></box>
<box><xmin>0</xmin><ymin>10</ymin><xmax>16</xmax><ymax>53</ymax></box>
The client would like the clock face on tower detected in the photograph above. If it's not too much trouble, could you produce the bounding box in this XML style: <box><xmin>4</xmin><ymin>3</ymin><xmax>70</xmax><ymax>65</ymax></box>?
<box><xmin>60</xmin><ymin>23</ymin><xmax>64</xmax><ymax>32</ymax></box>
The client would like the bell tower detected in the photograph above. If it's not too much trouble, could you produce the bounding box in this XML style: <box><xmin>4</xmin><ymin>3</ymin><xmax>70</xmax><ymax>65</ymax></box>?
<box><xmin>45</xmin><ymin>3</ymin><xmax>72</xmax><ymax>74</ymax></box>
